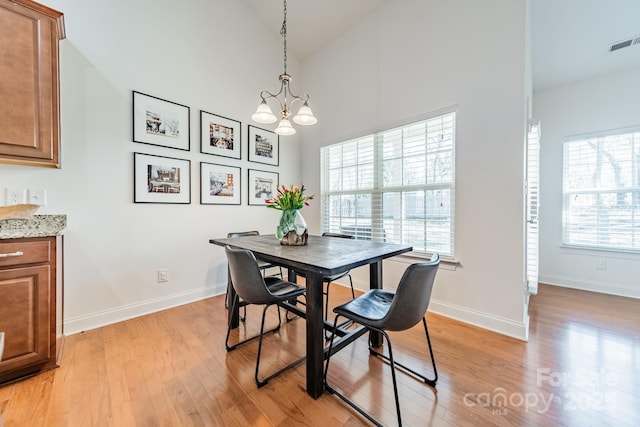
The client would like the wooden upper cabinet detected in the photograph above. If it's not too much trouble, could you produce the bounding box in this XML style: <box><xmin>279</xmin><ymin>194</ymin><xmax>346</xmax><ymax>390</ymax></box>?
<box><xmin>0</xmin><ymin>0</ymin><xmax>65</xmax><ymax>168</ymax></box>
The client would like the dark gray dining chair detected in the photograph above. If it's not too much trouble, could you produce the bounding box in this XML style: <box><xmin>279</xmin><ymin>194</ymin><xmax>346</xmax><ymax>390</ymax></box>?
<box><xmin>225</xmin><ymin>245</ymin><xmax>306</xmax><ymax>388</ymax></box>
<box><xmin>324</xmin><ymin>253</ymin><xmax>440</xmax><ymax>427</ymax></box>
<box><xmin>225</xmin><ymin>231</ymin><xmax>283</xmax><ymax>320</ymax></box>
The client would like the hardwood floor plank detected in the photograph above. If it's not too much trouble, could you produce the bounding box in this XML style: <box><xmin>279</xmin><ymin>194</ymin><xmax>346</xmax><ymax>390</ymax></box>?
<box><xmin>0</xmin><ymin>283</ymin><xmax>638</xmax><ymax>426</ymax></box>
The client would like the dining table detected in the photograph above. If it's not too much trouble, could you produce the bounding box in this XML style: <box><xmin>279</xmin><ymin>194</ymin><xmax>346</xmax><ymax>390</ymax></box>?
<box><xmin>209</xmin><ymin>233</ymin><xmax>412</xmax><ymax>398</ymax></box>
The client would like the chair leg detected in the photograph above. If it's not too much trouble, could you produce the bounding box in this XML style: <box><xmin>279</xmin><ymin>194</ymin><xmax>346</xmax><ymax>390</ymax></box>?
<box><xmin>324</xmin><ymin>317</ymin><xmax>389</xmax><ymax>427</ymax></box>
<box><xmin>324</xmin><ymin>277</ymin><xmax>355</xmax><ymax>340</ymax></box>
<box><xmin>254</xmin><ymin>305</ymin><xmax>270</xmax><ymax>387</ymax></box>
<box><xmin>347</xmin><ymin>274</ymin><xmax>355</xmax><ymax>299</ymax></box>
<box><xmin>285</xmin><ymin>294</ymin><xmax>306</xmax><ymax>322</ymax></box>
<box><xmin>368</xmin><ymin>317</ymin><xmax>438</xmax><ymax>386</ymax></box>
<box><xmin>422</xmin><ymin>317</ymin><xmax>439</xmax><ymax>385</ymax></box>
<box><xmin>384</xmin><ymin>330</ymin><xmax>403</xmax><ymax>426</ymax></box>
<box><xmin>225</xmin><ymin>296</ymin><xmax>281</xmax><ymax>352</ymax></box>
<box><xmin>255</xmin><ymin>303</ymin><xmax>306</xmax><ymax>388</ymax></box>
<box><xmin>323</xmin><ymin>282</ymin><xmax>331</xmax><ymax>338</ymax></box>
<box><xmin>225</xmin><ymin>284</ymin><xmax>246</xmax><ymax>321</ymax></box>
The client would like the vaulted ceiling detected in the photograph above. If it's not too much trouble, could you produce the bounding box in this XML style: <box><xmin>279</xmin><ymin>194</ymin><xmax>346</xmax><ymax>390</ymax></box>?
<box><xmin>242</xmin><ymin>0</ymin><xmax>640</xmax><ymax>91</ymax></box>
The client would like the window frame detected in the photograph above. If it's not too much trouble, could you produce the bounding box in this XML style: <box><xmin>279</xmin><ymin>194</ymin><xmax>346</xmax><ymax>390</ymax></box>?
<box><xmin>320</xmin><ymin>109</ymin><xmax>456</xmax><ymax>258</ymax></box>
<box><xmin>562</xmin><ymin>126</ymin><xmax>640</xmax><ymax>253</ymax></box>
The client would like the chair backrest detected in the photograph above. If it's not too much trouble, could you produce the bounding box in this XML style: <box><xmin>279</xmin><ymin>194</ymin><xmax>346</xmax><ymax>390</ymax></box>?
<box><xmin>227</xmin><ymin>230</ymin><xmax>260</xmax><ymax>238</ymax></box>
<box><xmin>322</xmin><ymin>232</ymin><xmax>355</xmax><ymax>239</ymax></box>
<box><xmin>225</xmin><ymin>246</ymin><xmax>274</xmax><ymax>305</ymax></box>
<box><xmin>382</xmin><ymin>253</ymin><xmax>440</xmax><ymax>331</ymax></box>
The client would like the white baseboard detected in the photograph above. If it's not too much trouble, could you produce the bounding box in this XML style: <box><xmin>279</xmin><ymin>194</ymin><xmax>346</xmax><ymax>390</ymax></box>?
<box><xmin>427</xmin><ymin>299</ymin><xmax>528</xmax><ymax>341</ymax></box>
<box><xmin>64</xmin><ymin>283</ymin><xmax>226</xmax><ymax>335</ymax></box>
<box><xmin>539</xmin><ymin>275</ymin><xmax>640</xmax><ymax>299</ymax></box>
<box><xmin>64</xmin><ymin>280</ymin><xmax>531</xmax><ymax>342</ymax></box>
<box><xmin>350</xmin><ymin>277</ymin><xmax>528</xmax><ymax>341</ymax></box>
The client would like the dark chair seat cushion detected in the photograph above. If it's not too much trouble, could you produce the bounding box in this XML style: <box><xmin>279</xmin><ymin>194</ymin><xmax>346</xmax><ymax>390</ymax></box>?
<box><xmin>333</xmin><ymin>289</ymin><xmax>394</xmax><ymax>327</ymax></box>
<box><xmin>265</xmin><ymin>276</ymin><xmax>306</xmax><ymax>301</ymax></box>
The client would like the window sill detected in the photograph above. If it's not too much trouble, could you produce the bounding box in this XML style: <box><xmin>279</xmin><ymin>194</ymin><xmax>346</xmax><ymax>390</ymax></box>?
<box><xmin>560</xmin><ymin>244</ymin><xmax>640</xmax><ymax>257</ymax></box>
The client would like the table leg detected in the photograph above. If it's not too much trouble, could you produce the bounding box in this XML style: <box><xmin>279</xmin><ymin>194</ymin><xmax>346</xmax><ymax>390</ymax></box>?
<box><xmin>287</xmin><ymin>268</ymin><xmax>297</xmax><ymax>283</ymax></box>
<box><xmin>369</xmin><ymin>261</ymin><xmax>383</xmax><ymax>347</ymax></box>
<box><xmin>305</xmin><ymin>270</ymin><xmax>325</xmax><ymax>398</ymax></box>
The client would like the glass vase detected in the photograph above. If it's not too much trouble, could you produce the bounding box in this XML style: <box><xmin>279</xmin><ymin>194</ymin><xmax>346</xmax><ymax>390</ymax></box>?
<box><xmin>276</xmin><ymin>209</ymin><xmax>308</xmax><ymax>245</ymax></box>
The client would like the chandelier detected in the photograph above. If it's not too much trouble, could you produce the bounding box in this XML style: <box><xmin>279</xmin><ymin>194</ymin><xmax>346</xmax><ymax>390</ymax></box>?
<box><xmin>251</xmin><ymin>0</ymin><xmax>317</xmax><ymax>136</ymax></box>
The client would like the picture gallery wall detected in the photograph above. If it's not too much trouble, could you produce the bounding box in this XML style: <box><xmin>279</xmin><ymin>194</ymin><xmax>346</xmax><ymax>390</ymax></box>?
<box><xmin>131</xmin><ymin>91</ymin><xmax>281</xmax><ymax>206</ymax></box>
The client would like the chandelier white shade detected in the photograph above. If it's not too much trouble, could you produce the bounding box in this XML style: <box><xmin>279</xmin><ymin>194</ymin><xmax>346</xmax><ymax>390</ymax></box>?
<box><xmin>293</xmin><ymin>102</ymin><xmax>317</xmax><ymax>126</ymax></box>
<box><xmin>251</xmin><ymin>101</ymin><xmax>277</xmax><ymax>124</ymax></box>
<box><xmin>251</xmin><ymin>0</ymin><xmax>317</xmax><ymax>136</ymax></box>
<box><xmin>274</xmin><ymin>118</ymin><xmax>296</xmax><ymax>136</ymax></box>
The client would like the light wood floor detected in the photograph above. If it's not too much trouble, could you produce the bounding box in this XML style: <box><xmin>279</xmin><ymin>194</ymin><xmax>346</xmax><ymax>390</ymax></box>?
<box><xmin>0</xmin><ymin>283</ymin><xmax>638</xmax><ymax>426</ymax></box>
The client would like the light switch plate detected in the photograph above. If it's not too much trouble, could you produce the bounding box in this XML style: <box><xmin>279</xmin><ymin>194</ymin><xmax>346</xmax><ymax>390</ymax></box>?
<box><xmin>4</xmin><ymin>188</ymin><xmax>25</xmax><ymax>205</ymax></box>
<box><xmin>28</xmin><ymin>189</ymin><xmax>47</xmax><ymax>206</ymax></box>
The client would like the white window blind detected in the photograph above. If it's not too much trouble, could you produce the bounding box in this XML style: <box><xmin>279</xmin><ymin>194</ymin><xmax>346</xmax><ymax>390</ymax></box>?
<box><xmin>320</xmin><ymin>112</ymin><xmax>456</xmax><ymax>257</ymax></box>
<box><xmin>563</xmin><ymin>129</ymin><xmax>640</xmax><ymax>251</ymax></box>
<box><xmin>526</xmin><ymin>121</ymin><xmax>540</xmax><ymax>294</ymax></box>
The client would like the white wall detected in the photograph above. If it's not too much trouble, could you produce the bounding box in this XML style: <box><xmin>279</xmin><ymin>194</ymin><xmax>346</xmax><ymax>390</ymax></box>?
<box><xmin>0</xmin><ymin>0</ymin><xmax>534</xmax><ymax>340</ymax></box>
<box><xmin>0</xmin><ymin>0</ymin><xmax>302</xmax><ymax>333</ymax></box>
<box><xmin>534</xmin><ymin>67</ymin><xmax>640</xmax><ymax>299</ymax></box>
<box><xmin>299</xmin><ymin>0</ymin><xmax>530</xmax><ymax>339</ymax></box>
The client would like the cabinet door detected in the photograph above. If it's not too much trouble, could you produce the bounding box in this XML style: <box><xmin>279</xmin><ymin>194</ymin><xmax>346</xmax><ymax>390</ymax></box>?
<box><xmin>0</xmin><ymin>264</ymin><xmax>51</xmax><ymax>381</ymax></box>
<box><xmin>0</xmin><ymin>0</ymin><xmax>64</xmax><ymax>167</ymax></box>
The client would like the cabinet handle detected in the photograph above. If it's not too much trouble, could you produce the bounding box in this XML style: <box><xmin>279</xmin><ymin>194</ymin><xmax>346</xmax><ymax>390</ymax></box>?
<box><xmin>0</xmin><ymin>251</ymin><xmax>24</xmax><ymax>258</ymax></box>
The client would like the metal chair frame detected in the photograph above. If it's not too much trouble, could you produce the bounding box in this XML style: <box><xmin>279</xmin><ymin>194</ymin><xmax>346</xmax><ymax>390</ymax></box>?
<box><xmin>224</xmin><ymin>246</ymin><xmax>306</xmax><ymax>388</ymax></box>
<box><xmin>323</xmin><ymin>254</ymin><xmax>440</xmax><ymax>426</ymax></box>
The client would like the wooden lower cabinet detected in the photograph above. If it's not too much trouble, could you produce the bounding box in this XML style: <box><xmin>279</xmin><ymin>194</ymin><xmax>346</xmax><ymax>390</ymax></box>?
<box><xmin>0</xmin><ymin>236</ymin><xmax>61</xmax><ymax>384</ymax></box>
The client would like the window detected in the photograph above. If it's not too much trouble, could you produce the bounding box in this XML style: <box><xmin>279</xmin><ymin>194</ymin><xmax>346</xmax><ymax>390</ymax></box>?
<box><xmin>563</xmin><ymin>129</ymin><xmax>640</xmax><ymax>251</ymax></box>
<box><xmin>320</xmin><ymin>111</ymin><xmax>456</xmax><ymax>257</ymax></box>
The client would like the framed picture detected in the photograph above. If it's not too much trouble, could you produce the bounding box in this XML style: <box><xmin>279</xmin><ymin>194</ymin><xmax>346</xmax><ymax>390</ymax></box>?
<box><xmin>200</xmin><ymin>111</ymin><xmax>241</xmax><ymax>159</ymax></box>
<box><xmin>200</xmin><ymin>162</ymin><xmax>241</xmax><ymax>205</ymax></box>
<box><xmin>248</xmin><ymin>125</ymin><xmax>279</xmax><ymax>166</ymax></box>
<box><xmin>134</xmin><ymin>152</ymin><xmax>191</xmax><ymax>204</ymax></box>
<box><xmin>133</xmin><ymin>91</ymin><xmax>190</xmax><ymax>151</ymax></box>
<box><xmin>248</xmin><ymin>169</ymin><xmax>279</xmax><ymax>206</ymax></box>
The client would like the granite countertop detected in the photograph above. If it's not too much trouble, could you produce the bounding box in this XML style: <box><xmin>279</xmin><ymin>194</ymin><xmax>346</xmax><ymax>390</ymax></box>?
<box><xmin>0</xmin><ymin>215</ymin><xmax>67</xmax><ymax>239</ymax></box>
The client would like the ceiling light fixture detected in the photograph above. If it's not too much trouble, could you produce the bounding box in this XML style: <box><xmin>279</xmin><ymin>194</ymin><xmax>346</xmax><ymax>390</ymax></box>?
<box><xmin>251</xmin><ymin>0</ymin><xmax>317</xmax><ymax>136</ymax></box>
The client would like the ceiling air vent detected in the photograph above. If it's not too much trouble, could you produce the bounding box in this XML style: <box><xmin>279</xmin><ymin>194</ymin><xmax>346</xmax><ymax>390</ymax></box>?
<box><xmin>609</xmin><ymin>34</ymin><xmax>640</xmax><ymax>52</ymax></box>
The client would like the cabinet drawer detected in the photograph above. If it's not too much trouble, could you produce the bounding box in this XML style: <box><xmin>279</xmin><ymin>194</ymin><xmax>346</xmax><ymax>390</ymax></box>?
<box><xmin>0</xmin><ymin>240</ymin><xmax>51</xmax><ymax>267</ymax></box>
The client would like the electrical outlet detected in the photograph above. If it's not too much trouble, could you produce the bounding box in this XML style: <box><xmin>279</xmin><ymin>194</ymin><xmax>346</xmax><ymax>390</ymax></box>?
<box><xmin>28</xmin><ymin>189</ymin><xmax>47</xmax><ymax>206</ymax></box>
<box><xmin>4</xmin><ymin>188</ymin><xmax>25</xmax><ymax>205</ymax></box>
<box><xmin>157</xmin><ymin>268</ymin><xmax>169</xmax><ymax>283</ymax></box>
<box><xmin>595</xmin><ymin>259</ymin><xmax>607</xmax><ymax>271</ymax></box>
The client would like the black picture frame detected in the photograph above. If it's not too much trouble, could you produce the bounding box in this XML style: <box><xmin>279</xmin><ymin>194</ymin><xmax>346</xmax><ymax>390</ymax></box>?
<box><xmin>200</xmin><ymin>111</ymin><xmax>241</xmax><ymax>159</ymax></box>
<box><xmin>248</xmin><ymin>169</ymin><xmax>279</xmax><ymax>206</ymax></box>
<box><xmin>133</xmin><ymin>91</ymin><xmax>190</xmax><ymax>151</ymax></box>
<box><xmin>248</xmin><ymin>125</ymin><xmax>279</xmax><ymax>166</ymax></box>
<box><xmin>200</xmin><ymin>162</ymin><xmax>241</xmax><ymax>205</ymax></box>
<box><xmin>134</xmin><ymin>152</ymin><xmax>191</xmax><ymax>204</ymax></box>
